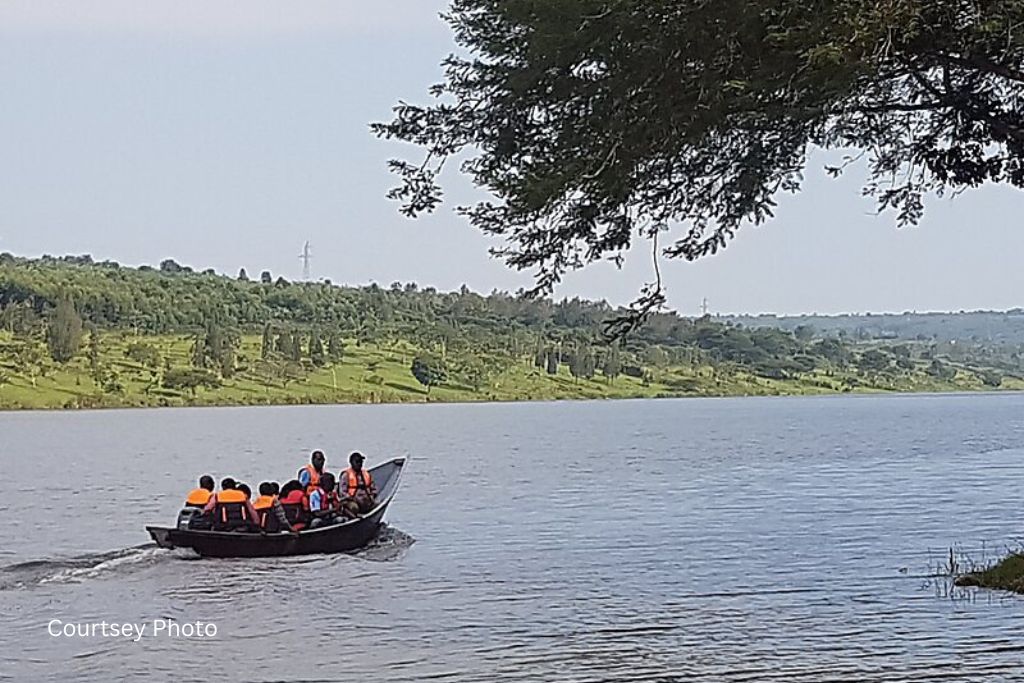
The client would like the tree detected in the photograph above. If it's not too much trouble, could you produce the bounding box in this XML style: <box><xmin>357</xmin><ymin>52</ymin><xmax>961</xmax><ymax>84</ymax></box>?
<box><xmin>327</xmin><ymin>332</ymin><xmax>344</xmax><ymax>362</ymax></box>
<box><xmin>858</xmin><ymin>349</ymin><xmax>892</xmax><ymax>374</ymax></box>
<box><xmin>309</xmin><ymin>329</ymin><xmax>326</xmax><ymax>367</ymax></box>
<box><xmin>603</xmin><ymin>343</ymin><xmax>621</xmax><ymax>383</ymax></box>
<box><xmin>927</xmin><ymin>358</ymin><xmax>957</xmax><ymax>381</ymax></box>
<box><xmin>545</xmin><ymin>347</ymin><xmax>559</xmax><ymax>375</ymax></box>
<box><xmin>46</xmin><ymin>296</ymin><xmax>83</xmax><ymax>363</ymax></box>
<box><xmin>261</xmin><ymin>323</ymin><xmax>274</xmax><ymax>359</ymax></box>
<box><xmin>86</xmin><ymin>323</ymin><xmax>101</xmax><ymax>375</ymax></box>
<box><xmin>159</xmin><ymin>259</ymin><xmax>186</xmax><ymax>274</ymax></box>
<box><xmin>794</xmin><ymin>325</ymin><xmax>816</xmax><ymax>342</ymax></box>
<box><xmin>275</xmin><ymin>330</ymin><xmax>292</xmax><ymax>357</ymax></box>
<box><xmin>375</xmin><ymin>2</ymin><xmax>1024</xmax><ymax>318</ymax></box>
<box><xmin>125</xmin><ymin>341</ymin><xmax>161</xmax><ymax>368</ymax></box>
<box><xmin>534</xmin><ymin>338</ymin><xmax>546</xmax><ymax>369</ymax></box>
<box><xmin>411</xmin><ymin>353</ymin><xmax>447</xmax><ymax>394</ymax></box>
<box><xmin>162</xmin><ymin>367</ymin><xmax>221</xmax><ymax>397</ymax></box>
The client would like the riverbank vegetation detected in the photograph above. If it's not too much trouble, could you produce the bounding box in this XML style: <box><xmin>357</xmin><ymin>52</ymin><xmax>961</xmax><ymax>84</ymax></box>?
<box><xmin>1</xmin><ymin>254</ymin><xmax>1022</xmax><ymax>410</ymax></box>
<box><xmin>956</xmin><ymin>554</ymin><xmax>1024</xmax><ymax>594</ymax></box>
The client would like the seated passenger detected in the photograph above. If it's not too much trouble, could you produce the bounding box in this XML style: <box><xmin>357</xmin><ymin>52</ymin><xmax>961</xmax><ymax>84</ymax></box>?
<box><xmin>253</xmin><ymin>481</ymin><xmax>293</xmax><ymax>533</ymax></box>
<box><xmin>320</xmin><ymin>472</ymin><xmax>341</xmax><ymax>512</ymax></box>
<box><xmin>278</xmin><ymin>479</ymin><xmax>309</xmax><ymax>531</ymax></box>
<box><xmin>298</xmin><ymin>450</ymin><xmax>326</xmax><ymax>493</ymax></box>
<box><xmin>184</xmin><ymin>475</ymin><xmax>215</xmax><ymax>508</ymax></box>
<box><xmin>237</xmin><ymin>482</ymin><xmax>252</xmax><ymax>501</ymax></box>
<box><xmin>178</xmin><ymin>475</ymin><xmax>215</xmax><ymax>530</ymax></box>
<box><xmin>340</xmin><ymin>452</ymin><xmax>377</xmax><ymax>518</ymax></box>
<box><xmin>203</xmin><ymin>478</ymin><xmax>260</xmax><ymax>531</ymax></box>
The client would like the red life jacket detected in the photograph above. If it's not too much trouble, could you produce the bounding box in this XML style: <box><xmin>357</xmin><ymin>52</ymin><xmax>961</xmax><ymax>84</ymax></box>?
<box><xmin>184</xmin><ymin>488</ymin><xmax>212</xmax><ymax>508</ymax></box>
<box><xmin>279</xmin><ymin>489</ymin><xmax>308</xmax><ymax>529</ymax></box>
<box><xmin>213</xmin><ymin>489</ymin><xmax>250</xmax><ymax>530</ymax></box>
<box><xmin>307</xmin><ymin>486</ymin><xmax>326</xmax><ymax>512</ymax></box>
<box><xmin>342</xmin><ymin>468</ymin><xmax>373</xmax><ymax>497</ymax></box>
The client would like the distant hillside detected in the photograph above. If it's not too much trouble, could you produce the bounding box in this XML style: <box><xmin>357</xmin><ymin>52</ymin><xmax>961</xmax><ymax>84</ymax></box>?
<box><xmin>0</xmin><ymin>253</ymin><xmax>1020</xmax><ymax>409</ymax></box>
<box><xmin>722</xmin><ymin>311</ymin><xmax>1024</xmax><ymax>345</ymax></box>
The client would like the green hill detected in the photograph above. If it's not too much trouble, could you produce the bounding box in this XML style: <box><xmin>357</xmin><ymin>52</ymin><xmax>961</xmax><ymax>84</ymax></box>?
<box><xmin>0</xmin><ymin>253</ymin><xmax>1020</xmax><ymax>410</ymax></box>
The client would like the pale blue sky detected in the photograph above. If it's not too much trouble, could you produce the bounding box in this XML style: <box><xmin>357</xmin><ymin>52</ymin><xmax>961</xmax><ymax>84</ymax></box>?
<box><xmin>1</xmin><ymin>1</ymin><xmax>1021</xmax><ymax>316</ymax></box>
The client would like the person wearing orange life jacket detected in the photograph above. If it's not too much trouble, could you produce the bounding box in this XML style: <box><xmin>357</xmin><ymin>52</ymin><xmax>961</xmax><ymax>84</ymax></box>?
<box><xmin>253</xmin><ymin>481</ymin><xmax>295</xmax><ymax>533</ymax></box>
<box><xmin>278</xmin><ymin>480</ymin><xmax>310</xmax><ymax>531</ymax></box>
<box><xmin>340</xmin><ymin>452</ymin><xmax>377</xmax><ymax>518</ymax></box>
<box><xmin>202</xmin><ymin>478</ymin><xmax>261</xmax><ymax>531</ymax></box>
<box><xmin>298</xmin><ymin>450</ymin><xmax>326</xmax><ymax>492</ymax></box>
<box><xmin>184</xmin><ymin>475</ymin><xmax>215</xmax><ymax>508</ymax></box>
<box><xmin>178</xmin><ymin>474</ymin><xmax>216</xmax><ymax>530</ymax></box>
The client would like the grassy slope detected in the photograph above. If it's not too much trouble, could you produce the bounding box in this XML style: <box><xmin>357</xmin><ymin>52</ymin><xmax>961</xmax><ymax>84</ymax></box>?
<box><xmin>1</xmin><ymin>331</ymin><xmax>1020</xmax><ymax>410</ymax></box>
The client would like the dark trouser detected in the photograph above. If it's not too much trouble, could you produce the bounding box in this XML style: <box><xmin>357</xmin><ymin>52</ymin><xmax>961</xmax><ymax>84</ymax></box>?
<box><xmin>342</xmin><ymin>494</ymin><xmax>375</xmax><ymax>517</ymax></box>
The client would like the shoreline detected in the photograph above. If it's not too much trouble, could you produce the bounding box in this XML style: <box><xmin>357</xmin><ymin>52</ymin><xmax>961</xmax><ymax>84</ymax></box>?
<box><xmin>0</xmin><ymin>385</ymin><xmax>1018</xmax><ymax>414</ymax></box>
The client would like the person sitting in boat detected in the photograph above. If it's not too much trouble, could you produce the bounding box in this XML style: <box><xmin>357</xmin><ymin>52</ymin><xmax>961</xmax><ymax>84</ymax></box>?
<box><xmin>202</xmin><ymin>478</ymin><xmax>261</xmax><ymax>531</ymax></box>
<box><xmin>340</xmin><ymin>452</ymin><xmax>376</xmax><ymax>518</ymax></box>
<box><xmin>253</xmin><ymin>481</ymin><xmax>295</xmax><ymax>533</ymax></box>
<box><xmin>177</xmin><ymin>474</ymin><xmax>216</xmax><ymax>530</ymax></box>
<box><xmin>237</xmin><ymin>482</ymin><xmax>252</xmax><ymax>501</ymax></box>
<box><xmin>298</xmin><ymin>450</ymin><xmax>326</xmax><ymax>493</ymax></box>
<box><xmin>308</xmin><ymin>472</ymin><xmax>343</xmax><ymax>529</ymax></box>
<box><xmin>184</xmin><ymin>475</ymin><xmax>215</xmax><ymax>508</ymax></box>
<box><xmin>278</xmin><ymin>479</ymin><xmax>310</xmax><ymax>531</ymax></box>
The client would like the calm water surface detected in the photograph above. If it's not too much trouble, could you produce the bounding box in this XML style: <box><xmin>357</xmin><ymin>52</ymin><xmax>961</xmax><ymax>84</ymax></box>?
<box><xmin>2</xmin><ymin>394</ymin><xmax>1024</xmax><ymax>681</ymax></box>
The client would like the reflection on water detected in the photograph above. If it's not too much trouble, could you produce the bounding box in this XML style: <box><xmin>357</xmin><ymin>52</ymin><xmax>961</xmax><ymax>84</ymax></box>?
<box><xmin>2</xmin><ymin>395</ymin><xmax>1024</xmax><ymax>681</ymax></box>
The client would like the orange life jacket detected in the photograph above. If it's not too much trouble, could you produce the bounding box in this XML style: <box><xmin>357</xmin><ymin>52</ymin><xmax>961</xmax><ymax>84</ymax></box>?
<box><xmin>184</xmin><ymin>488</ymin><xmax>212</xmax><ymax>507</ymax></box>
<box><xmin>342</xmin><ymin>468</ymin><xmax>373</xmax><ymax>497</ymax></box>
<box><xmin>302</xmin><ymin>464</ymin><xmax>321</xmax><ymax>490</ymax></box>
<box><xmin>253</xmin><ymin>494</ymin><xmax>279</xmax><ymax>531</ymax></box>
<box><xmin>213</xmin><ymin>489</ymin><xmax>250</xmax><ymax>530</ymax></box>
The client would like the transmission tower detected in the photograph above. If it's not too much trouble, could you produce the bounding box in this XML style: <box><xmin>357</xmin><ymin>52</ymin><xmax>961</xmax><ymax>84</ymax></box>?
<box><xmin>299</xmin><ymin>241</ymin><xmax>312</xmax><ymax>281</ymax></box>
<box><xmin>700</xmin><ymin>297</ymin><xmax>709</xmax><ymax>316</ymax></box>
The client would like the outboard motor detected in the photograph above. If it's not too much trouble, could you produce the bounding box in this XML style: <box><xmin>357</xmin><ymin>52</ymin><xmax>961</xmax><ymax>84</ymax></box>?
<box><xmin>176</xmin><ymin>507</ymin><xmax>209</xmax><ymax>530</ymax></box>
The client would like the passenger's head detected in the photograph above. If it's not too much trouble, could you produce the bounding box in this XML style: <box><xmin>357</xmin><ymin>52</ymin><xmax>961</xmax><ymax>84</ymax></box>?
<box><xmin>269</xmin><ymin>481</ymin><xmax>281</xmax><ymax>495</ymax></box>
<box><xmin>280</xmin><ymin>480</ymin><xmax>302</xmax><ymax>497</ymax></box>
<box><xmin>220</xmin><ymin>477</ymin><xmax>236</xmax><ymax>491</ymax></box>
<box><xmin>199</xmin><ymin>475</ymin><xmax>215</xmax><ymax>491</ymax></box>
<box><xmin>258</xmin><ymin>481</ymin><xmax>274</xmax><ymax>497</ymax></box>
<box><xmin>237</xmin><ymin>483</ymin><xmax>251</xmax><ymax>500</ymax></box>
<box><xmin>349</xmin><ymin>452</ymin><xmax>365</xmax><ymax>468</ymax></box>
<box><xmin>320</xmin><ymin>471</ymin><xmax>336</xmax><ymax>493</ymax></box>
<box><xmin>311</xmin><ymin>450</ymin><xmax>325</xmax><ymax>471</ymax></box>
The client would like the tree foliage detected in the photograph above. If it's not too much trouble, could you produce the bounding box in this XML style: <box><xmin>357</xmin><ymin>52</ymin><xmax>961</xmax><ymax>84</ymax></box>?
<box><xmin>46</xmin><ymin>295</ymin><xmax>82</xmax><ymax>363</ymax></box>
<box><xmin>411</xmin><ymin>353</ymin><xmax>448</xmax><ymax>393</ymax></box>
<box><xmin>374</xmin><ymin>0</ymin><xmax>1024</xmax><ymax>316</ymax></box>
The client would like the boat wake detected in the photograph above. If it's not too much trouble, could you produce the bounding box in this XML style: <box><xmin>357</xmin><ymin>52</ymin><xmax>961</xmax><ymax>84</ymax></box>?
<box><xmin>348</xmin><ymin>524</ymin><xmax>416</xmax><ymax>562</ymax></box>
<box><xmin>0</xmin><ymin>543</ymin><xmax>192</xmax><ymax>592</ymax></box>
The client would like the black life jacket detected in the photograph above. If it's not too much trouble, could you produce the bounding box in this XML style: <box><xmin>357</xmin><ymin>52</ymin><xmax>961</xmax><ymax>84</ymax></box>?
<box><xmin>212</xmin><ymin>490</ymin><xmax>251</xmax><ymax>531</ymax></box>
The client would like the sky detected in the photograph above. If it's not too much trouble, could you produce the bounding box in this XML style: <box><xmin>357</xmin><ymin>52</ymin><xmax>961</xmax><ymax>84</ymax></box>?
<box><xmin>1</xmin><ymin>1</ymin><xmax>1022</xmax><ymax>317</ymax></box>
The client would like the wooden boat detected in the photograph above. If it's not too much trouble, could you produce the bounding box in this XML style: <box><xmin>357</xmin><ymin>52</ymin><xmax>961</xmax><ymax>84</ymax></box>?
<box><xmin>146</xmin><ymin>458</ymin><xmax>405</xmax><ymax>558</ymax></box>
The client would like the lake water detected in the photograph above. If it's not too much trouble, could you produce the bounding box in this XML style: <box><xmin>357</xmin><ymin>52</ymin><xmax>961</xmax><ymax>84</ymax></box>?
<box><xmin>2</xmin><ymin>394</ymin><xmax>1024</xmax><ymax>681</ymax></box>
